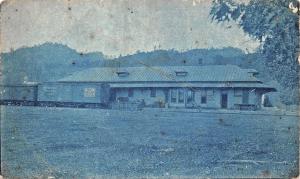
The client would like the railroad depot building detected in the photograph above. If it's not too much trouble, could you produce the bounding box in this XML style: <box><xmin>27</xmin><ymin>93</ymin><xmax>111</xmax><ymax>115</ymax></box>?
<box><xmin>37</xmin><ymin>65</ymin><xmax>276</xmax><ymax>110</ymax></box>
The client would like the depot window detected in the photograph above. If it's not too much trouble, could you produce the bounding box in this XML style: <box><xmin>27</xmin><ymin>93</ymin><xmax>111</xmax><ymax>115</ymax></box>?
<box><xmin>187</xmin><ymin>89</ymin><xmax>195</xmax><ymax>103</ymax></box>
<box><xmin>171</xmin><ymin>89</ymin><xmax>177</xmax><ymax>103</ymax></box>
<box><xmin>178</xmin><ymin>89</ymin><xmax>184</xmax><ymax>103</ymax></box>
<box><xmin>201</xmin><ymin>90</ymin><xmax>207</xmax><ymax>104</ymax></box>
<box><xmin>128</xmin><ymin>88</ymin><xmax>134</xmax><ymax>97</ymax></box>
<box><xmin>150</xmin><ymin>88</ymin><xmax>156</xmax><ymax>97</ymax></box>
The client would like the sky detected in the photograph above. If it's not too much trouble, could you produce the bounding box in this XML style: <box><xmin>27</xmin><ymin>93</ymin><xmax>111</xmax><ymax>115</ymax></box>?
<box><xmin>0</xmin><ymin>0</ymin><xmax>260</xmax><ymax>57</ymax></box>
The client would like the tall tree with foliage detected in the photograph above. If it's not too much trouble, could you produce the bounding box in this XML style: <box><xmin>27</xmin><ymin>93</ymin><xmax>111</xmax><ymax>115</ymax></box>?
<box><xmin>210</xmin><ymin>0</ymin><xmax>299</xmax><ymax>104</ymax></box>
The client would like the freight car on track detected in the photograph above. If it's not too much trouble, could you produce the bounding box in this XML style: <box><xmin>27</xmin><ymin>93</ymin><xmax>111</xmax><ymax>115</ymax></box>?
<box><xmin>0</xmin><ymin>83</ymin><xmax>38</xmax><ymax>106</ymax></box>
<box><xmin>38</xmin><ymin>82</ymin><xmax>110</xmax><ymax>108</ymax></box>
<box><xmin>0</xmin><ymin>82</ymin><xmax>110</xmax><ymax>108</ymax></box>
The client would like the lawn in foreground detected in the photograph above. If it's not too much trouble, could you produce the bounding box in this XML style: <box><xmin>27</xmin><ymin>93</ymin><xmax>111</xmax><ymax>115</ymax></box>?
<box><xmin>1</xmin><ymin>106</ymin><xmax>298</xmax><ymax>178</ymax></box>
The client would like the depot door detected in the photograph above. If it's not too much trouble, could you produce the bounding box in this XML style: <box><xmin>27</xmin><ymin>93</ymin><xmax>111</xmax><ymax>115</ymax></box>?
<box><xmin>221</xmin><ymin>93</ymin><xmax>228</xmax><ymax>109</ymax></box>
<box><xmin>242</xmin><ymin>90</ymin><xmax>249</xmax><ymax>104</ymax></box>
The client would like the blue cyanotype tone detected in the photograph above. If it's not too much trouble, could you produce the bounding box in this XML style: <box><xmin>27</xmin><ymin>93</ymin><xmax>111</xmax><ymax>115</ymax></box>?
<box><xmin>0</xmin><ymin>0</ymin><xmax>299</xmax><ymax>178</ymax></box>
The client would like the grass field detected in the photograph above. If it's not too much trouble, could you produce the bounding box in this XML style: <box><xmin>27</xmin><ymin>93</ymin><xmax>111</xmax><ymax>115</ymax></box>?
<box><xmin>1</xmin><ymin>106</ymin><xmax>299</xmax><ymax>178</ymax></box>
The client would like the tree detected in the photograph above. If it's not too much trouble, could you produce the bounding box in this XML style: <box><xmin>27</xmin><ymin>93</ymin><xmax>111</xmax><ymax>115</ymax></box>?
<box><xmin>210</xmin><ymin>0</ymin><xmax>300</xmax><ymax>104</ymax></box>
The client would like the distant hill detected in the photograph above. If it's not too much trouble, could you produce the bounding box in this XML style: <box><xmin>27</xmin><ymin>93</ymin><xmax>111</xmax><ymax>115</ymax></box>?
<box><xmin>0</xmin><ymin>43</ymin><xmax>106</xmax><ymax>84</ymax></box>
<box><xmin>0</xmin><ymin>42</ymin><xmax>267</xmax><ymax>83</ymax></box>
<box><xmin>108</xmin><ymin>48</ymin><xmax>247</xmax><ymax>67</ymax></box>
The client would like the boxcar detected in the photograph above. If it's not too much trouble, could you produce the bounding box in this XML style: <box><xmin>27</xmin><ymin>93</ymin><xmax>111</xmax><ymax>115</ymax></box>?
<box><xmin>38</xmin><ymin>82</ymin><xmax>110</xmax><ymax>108</ymax></box>
<box><xmin>0</xmin><ymin>84</ymin><xmax>38</xmax><ymax>106</ymax></box>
